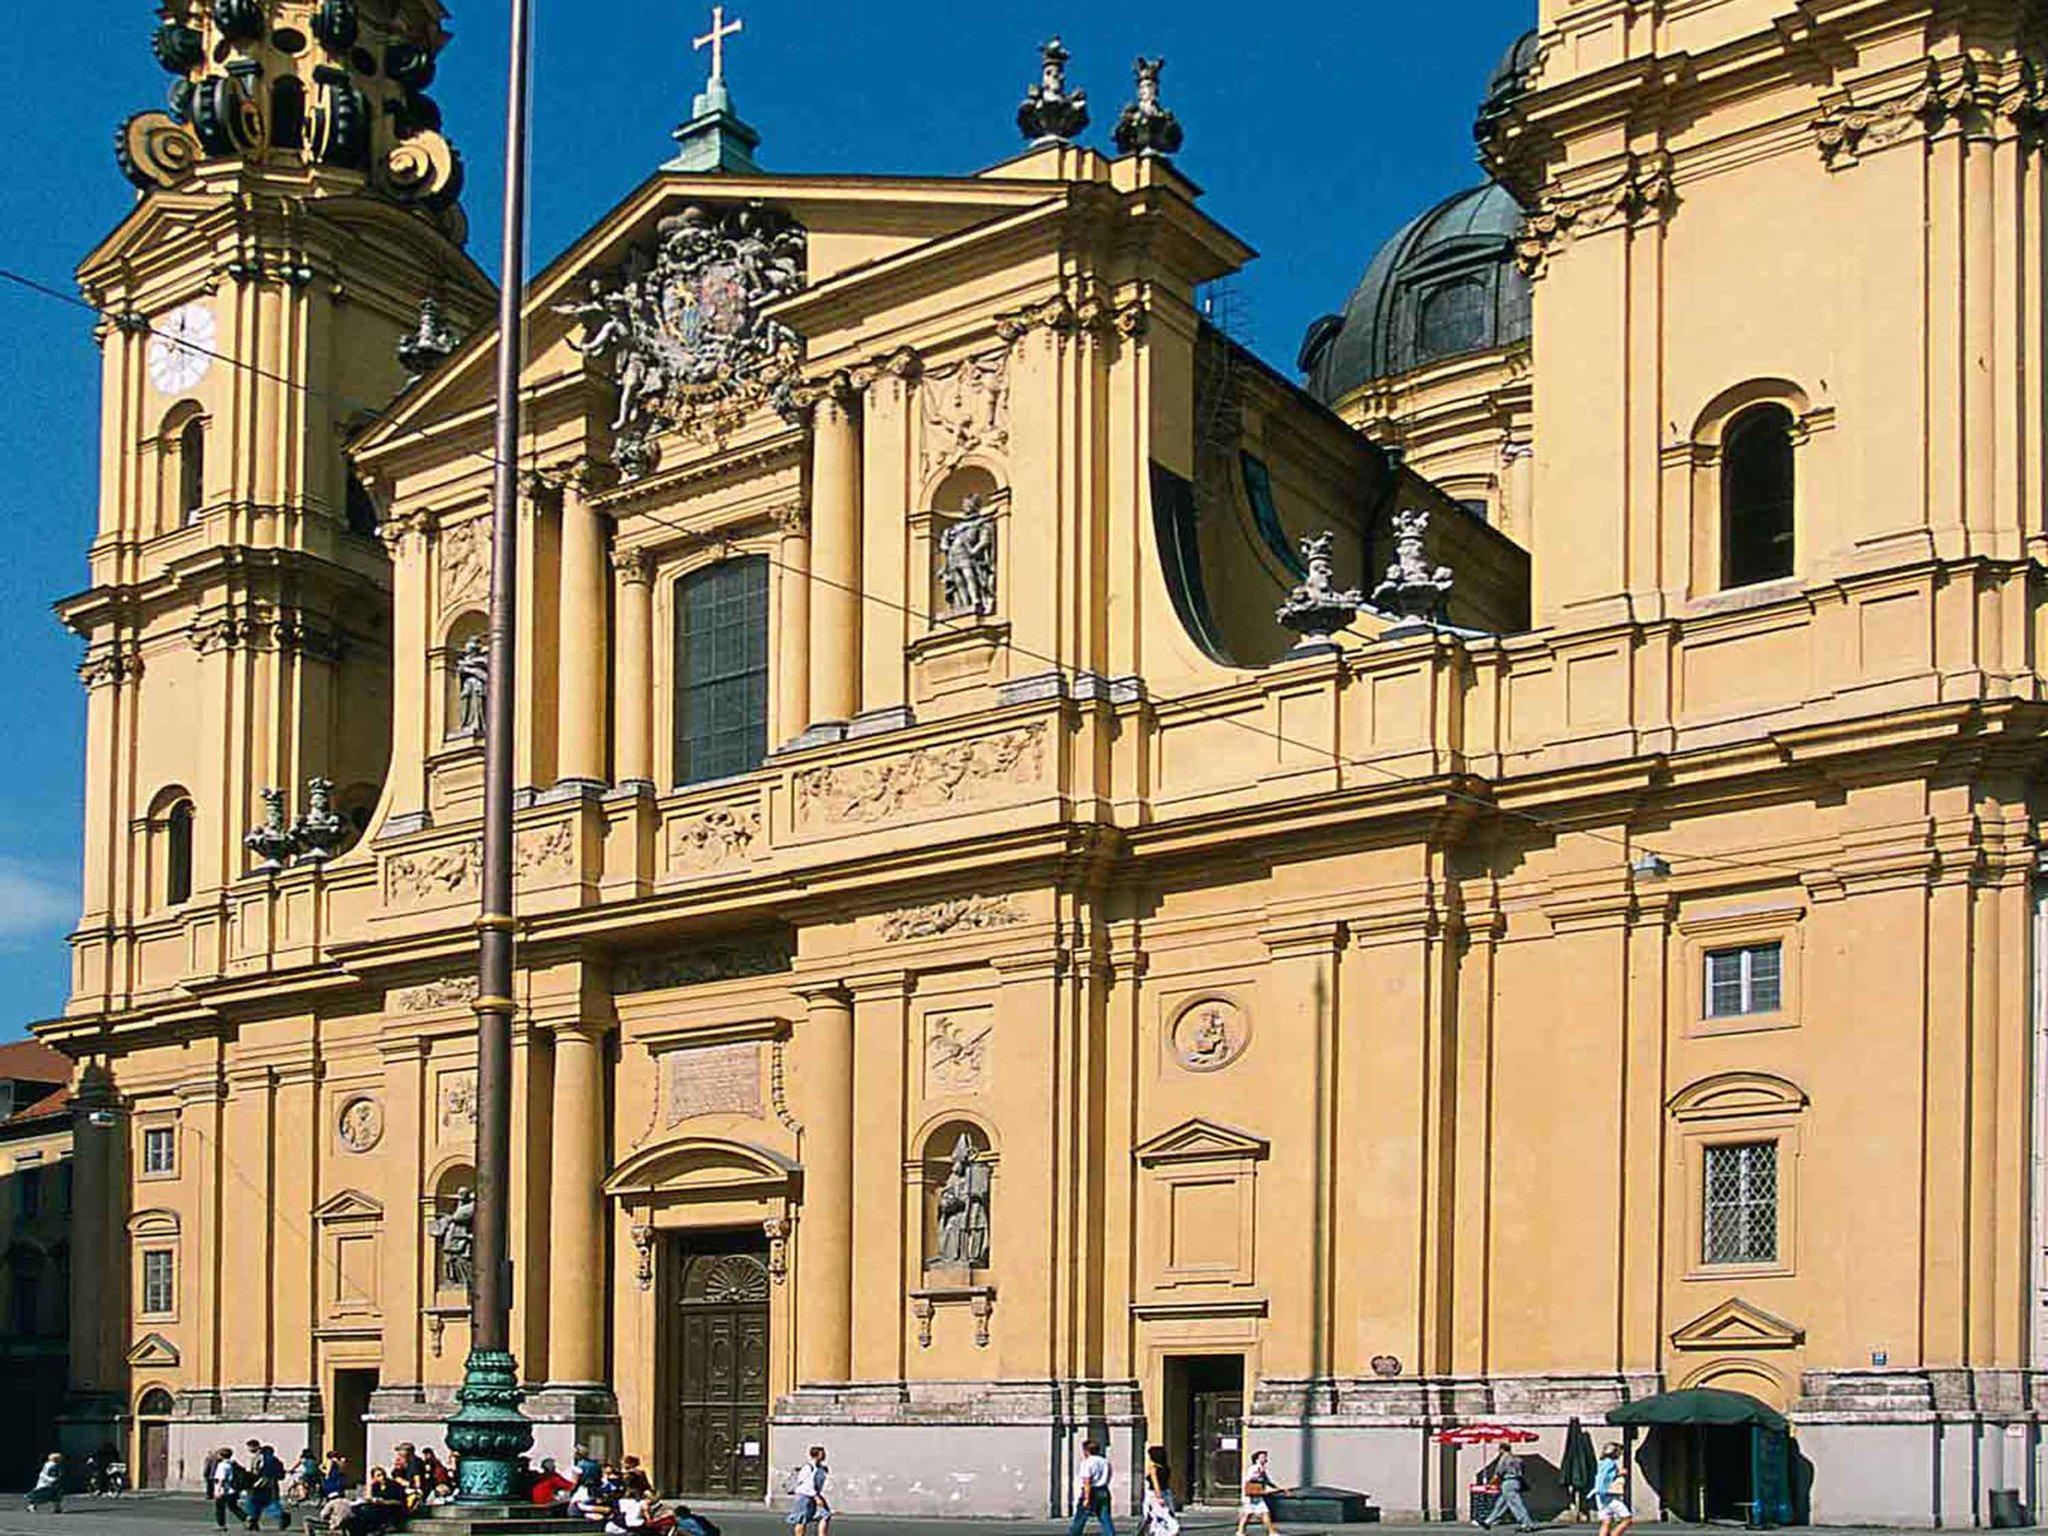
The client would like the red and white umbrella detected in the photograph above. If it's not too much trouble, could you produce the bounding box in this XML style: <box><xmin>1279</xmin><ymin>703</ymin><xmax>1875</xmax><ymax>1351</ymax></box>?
<box><xmin>1434</xmin><ymin>1425</ymin><xmax>1541</xmax><ymax>1447</ymax></box>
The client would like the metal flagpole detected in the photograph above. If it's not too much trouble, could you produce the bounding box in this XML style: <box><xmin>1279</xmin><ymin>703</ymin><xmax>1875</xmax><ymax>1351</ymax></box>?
<box><xmin>447</xmin><ymin>0</ymin><xmax>535</xmax><ymax>1500</ymax></box>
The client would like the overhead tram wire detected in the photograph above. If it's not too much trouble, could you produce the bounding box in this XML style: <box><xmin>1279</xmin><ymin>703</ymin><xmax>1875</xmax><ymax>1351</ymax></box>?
<box><xmin>1</xmin><ymin>262</ymin><xmax>1821</xmax><ymax>886</ymax></box>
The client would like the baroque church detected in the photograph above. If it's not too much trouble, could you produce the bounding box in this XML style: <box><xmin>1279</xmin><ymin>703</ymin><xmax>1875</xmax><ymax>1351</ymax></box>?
<box><xmin>37</xmin><ymin>0</ymin><xmax>2048</xmax><ymax>1523</ymax></box>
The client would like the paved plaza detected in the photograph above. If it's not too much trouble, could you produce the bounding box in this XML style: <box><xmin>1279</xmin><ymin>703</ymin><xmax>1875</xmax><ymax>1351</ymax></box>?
<box><xmin>0</xmin><ymin>1497</ymin><xmax>2021</xmax><ymax>1536</ymax></box>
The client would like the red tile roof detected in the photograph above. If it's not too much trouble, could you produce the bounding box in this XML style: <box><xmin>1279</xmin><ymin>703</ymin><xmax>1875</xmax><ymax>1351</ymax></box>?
<box><xmin>10</xmin><ymin>1084</ymin><xmax>72</xmax><ymax>1124</ymax></box>
<box><xmin>0</xmin><ymin>1039</ymin><xmax>71</xmax><ymax>1086</ymax></box>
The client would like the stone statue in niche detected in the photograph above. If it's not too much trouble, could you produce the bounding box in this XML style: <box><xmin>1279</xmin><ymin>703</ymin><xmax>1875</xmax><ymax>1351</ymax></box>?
<box><xmin>937</xmin><ymin>496</ymin><xmax>998</xmax><ymax>619</ymax></box>
<box><xmin>428</xmin><ymin>1186</ymin><xmax>476</xmax><ymax>1292</ymax></box>
<box><xmin>931</xmin><ymin>1133</ymin><xmax>992</xmax><ymax>1270</ymax></box>
<box><xmin>454</xmin><ymin>635</ymin><xmax>488</xmax><ymax>737</ymax></box>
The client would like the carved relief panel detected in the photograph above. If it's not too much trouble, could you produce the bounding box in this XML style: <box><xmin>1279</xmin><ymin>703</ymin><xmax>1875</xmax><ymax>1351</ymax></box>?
<box><xmin>922</xmin><ymin>1007</ymin><xmax>994</xmax><ymax>1099</ymax></box>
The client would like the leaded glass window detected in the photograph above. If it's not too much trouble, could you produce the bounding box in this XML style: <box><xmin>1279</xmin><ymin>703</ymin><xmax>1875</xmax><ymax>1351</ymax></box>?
<box><xmin>1704</xmin><ymin>942</ymin><xmax>1782</xmax><ymax>1018</ymax></box>
<box><xmin>674</xmin><ymin>557</ymin><xmax>769</xmax><ymax>787</ymax></box>
<box><xmin>1704</xmin><ymin>1141</ymin><xmax>1778</xmax><ymax>1265</ymax></box>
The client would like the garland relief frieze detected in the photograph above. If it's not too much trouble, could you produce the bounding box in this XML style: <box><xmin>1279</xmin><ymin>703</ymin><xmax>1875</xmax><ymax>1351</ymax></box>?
<box><xmin>791</xmin><ymin>723</ymin><xmax>1048</xmax><ymax>831</ymax></box>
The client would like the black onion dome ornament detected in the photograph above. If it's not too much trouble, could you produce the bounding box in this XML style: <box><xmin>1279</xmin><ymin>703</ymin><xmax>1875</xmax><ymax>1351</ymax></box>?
<box><xmin>1113</xmin><ymin>56</ymin><xmax>1183</xmax><ymax>156</ymax></box>
<box><xmin>212</xmin><ymin>0</ymin><xmax>265</xmax><ymax>44</ymax></box>
<box><xmin>311</xmin><ymin>0</ymin><xmax>360</xmax><ymax>54</ymax></box>
<box><xmin>151</xmin><ymin>20</ymin><xmax>205</xmax><ymax>74</ymax></box>
<box><xmin>1017</xmin><ymin>37</ymin><xmax>1089</xmax><ymax>143</ymax></box>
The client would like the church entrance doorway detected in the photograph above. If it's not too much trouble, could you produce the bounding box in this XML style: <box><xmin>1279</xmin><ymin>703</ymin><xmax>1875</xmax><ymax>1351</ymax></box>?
<box><xmin>658</xmin><ymin>1230</ymin><xmax>770</xmax><ymax>1501</ymax></box>
<box><xmin>330</xmin><ymin>1367</ymin><xmax>378</xmax><ymax>1485</ymax></box>
<box><xmin>1164</xmin><ymin>1354</ymin><xmax>1245</xmax><ymax>1505</ymax></box>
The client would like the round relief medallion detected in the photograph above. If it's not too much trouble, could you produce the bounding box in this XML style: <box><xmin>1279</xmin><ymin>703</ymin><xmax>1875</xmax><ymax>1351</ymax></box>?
<box><xmin>337</xmin><ymin>1096</ymin><xmax>384</xmax><ymax>1153</ymax></box>
<box><xmin>1171</xmin><ymin>998</ymin><xmax>1249</xmax><ymax>1072</ymax></box>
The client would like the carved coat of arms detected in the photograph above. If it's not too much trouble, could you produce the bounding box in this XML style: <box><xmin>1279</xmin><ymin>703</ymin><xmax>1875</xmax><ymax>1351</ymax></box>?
<box><xmin>558</xmin><ymin>200</ymin><xmax>807</xmax><ymax>478</ymax></box>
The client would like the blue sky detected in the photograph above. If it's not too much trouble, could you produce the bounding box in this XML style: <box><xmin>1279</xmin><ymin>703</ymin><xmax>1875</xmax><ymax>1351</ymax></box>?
<box><xmin>0</xmin><ymin>0</ymin><xmax>1530</xmax><ymax>1034</ymax></box>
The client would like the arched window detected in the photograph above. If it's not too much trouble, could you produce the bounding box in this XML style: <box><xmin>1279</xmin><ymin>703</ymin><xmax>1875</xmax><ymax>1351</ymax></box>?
<box><xmin>1721</xmin><ymin>404</ymin><xmax>1795</xmax><ymax>588</ymax></box>
<box><xmin>165</xmin><ymin>800</ymin><xmax>194</xmax><ymax>906</ymax></box>
<box><xmin>674</xmin><ymin>556</ymin><xmax>769</xmax><ymax>786</ymax></box>
<box><xmin>177</xmin><ymin>416</ymin><xmax>206</xmax><ymax>525</ymax></box>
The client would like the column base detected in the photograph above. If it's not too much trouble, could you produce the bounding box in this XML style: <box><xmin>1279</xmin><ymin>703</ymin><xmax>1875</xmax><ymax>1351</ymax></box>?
<box><xmin>537</xmin><ymin>777</ymin><xmax>608</xmax><ymax>804</ymax></box>
<box><xmin>780</xmin><ymin>720</ymin><xmax>849</xmax><ymax>753</ymax></box>
<box><xmin>605</xmin><ymin>779</ymin><xmax>656</xmax><ymax>802</ymax></box>
<box><xmin>525</xmin><ymin>1383</ymin><xmax>623</xmax><ymax>1466</ymax></box>
<box><xmin>846</xmin><ymin>705</ymin><xmax>915</xmax><ymax>739</ymax></box>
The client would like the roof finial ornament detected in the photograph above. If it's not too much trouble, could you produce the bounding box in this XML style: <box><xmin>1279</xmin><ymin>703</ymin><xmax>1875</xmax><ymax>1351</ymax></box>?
<box><xmin>668</xmin><ymin>3</ymin><xmax>760</xmax><ymax>171</ymax></box>
<box><xmin>397</xmin><ymin>295</ymin><xmax>461</xmax><ymax>380</ymax></box>
<box><xmin>1114</xmin><ymin>56</ymin><xmax>1184</xmax><ymax>156</ymax></box>
<box><xmin>1018</xmin><ymin>37</ymin><xmax>1090</xmax><ymax>144</ymax></box>
<box><xmin>694</xmin><ymin>4</ymin><xmax>743</xmax><ymax>87</ymax></box>
<box><xmin>1276</xmin><ymin>532</ymin><xmax>1365</xmax><ymax>651</ymax></box>
<box><xmin>1371</xmin><ymin>508</ymin><xmax>1456</xmax><ymax>624</ymax></box>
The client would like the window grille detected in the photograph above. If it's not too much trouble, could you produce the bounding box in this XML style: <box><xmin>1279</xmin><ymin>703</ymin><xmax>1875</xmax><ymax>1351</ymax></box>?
<box><xmin>674</xmin><ymin>557</ymin><xmax>769</xmax><ymax>786</ymax></box>
<box><xmin>1704</xmin><ymin>1141</ymin><xmax>1778</xmax><ymax>1265</ymax></box>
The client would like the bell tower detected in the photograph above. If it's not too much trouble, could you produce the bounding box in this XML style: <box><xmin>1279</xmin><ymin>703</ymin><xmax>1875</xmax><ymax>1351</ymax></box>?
<box><xmin>1482</xmin><ymin>0</ymin><xmax>2048</xmax><ymax>623</ymax></box>
<box><xmin>57</xmin><ymin>0</ymin><xmax>493</xmax><ymax>1016</ymax></box>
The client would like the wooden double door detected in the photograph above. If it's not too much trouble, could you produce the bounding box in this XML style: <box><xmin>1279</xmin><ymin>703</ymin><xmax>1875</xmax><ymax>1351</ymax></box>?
<box><xmin>658</xmin><ymin>1232</ymin><xmax>770</xmax><ymax>1500</ymax></box>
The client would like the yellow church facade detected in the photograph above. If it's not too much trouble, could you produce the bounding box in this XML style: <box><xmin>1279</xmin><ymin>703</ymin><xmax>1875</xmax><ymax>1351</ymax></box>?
<box><xmin>36</xmin><ymin>0</ymin><xmax>2048</xmax><ymax>1523</ymax></box>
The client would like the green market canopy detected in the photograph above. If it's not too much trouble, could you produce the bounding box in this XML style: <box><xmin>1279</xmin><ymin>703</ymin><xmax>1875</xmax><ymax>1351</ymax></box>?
<box><xmin>1606</xmin><ymin>1388</ymin><xmax>1789</xmax><ymax>1433</ymax></box>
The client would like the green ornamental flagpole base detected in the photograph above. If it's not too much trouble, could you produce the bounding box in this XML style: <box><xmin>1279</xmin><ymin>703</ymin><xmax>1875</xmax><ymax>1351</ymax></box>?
<box><xmin>447</xmin><ymin>1347</ymin><xmax>534</xmax><ymax>1501</ymax></box>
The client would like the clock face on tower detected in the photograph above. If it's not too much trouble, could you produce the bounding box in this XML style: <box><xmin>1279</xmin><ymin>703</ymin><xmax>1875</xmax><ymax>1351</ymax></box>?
<box><xmin>147</xmin><ymin>303</ymin><xmax>216</xmax><ymax>394</ymax></box>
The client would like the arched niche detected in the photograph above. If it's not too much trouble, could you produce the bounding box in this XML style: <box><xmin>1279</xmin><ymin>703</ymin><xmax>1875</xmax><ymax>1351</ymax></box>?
<box><xmin>916</xmin><ymin>1117</ymin><xmax>994</xmax><ymax>1272</ymax></box>
<box><xmin>440</xmin><ymin>610</ymin><xmax>487</xmax><ymax>742</ymax></box>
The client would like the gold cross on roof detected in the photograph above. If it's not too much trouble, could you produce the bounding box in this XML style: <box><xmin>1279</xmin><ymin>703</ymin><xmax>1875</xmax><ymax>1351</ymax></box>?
<box><xmin>694</xmin><ymin>5</ymin><xmax>743</xmax><ymax>85</ymax></box>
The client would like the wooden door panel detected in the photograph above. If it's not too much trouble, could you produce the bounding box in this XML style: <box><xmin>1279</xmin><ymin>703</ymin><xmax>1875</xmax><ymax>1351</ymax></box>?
<box><xmin>663</xmin><ymin>1239</ymin><xmax>771</xmax><ymax>1499</ymax></box>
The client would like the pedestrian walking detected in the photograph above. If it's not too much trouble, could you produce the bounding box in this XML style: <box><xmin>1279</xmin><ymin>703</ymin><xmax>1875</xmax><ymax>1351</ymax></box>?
<box><xmin>1480</xmin><ymin>1447</ymin><xmax>1537</xmax><ymax>1532</ymax></box>
<box><xmin>1067</xmin><ymin>1439</ymin><xmax>1115</xmax><ymax>1536</ymax></box>
<box><xmin>213</xmin><ymin>1446</ymin><xmax>247</xmax><ymax>1529</ymax></box>
<box><xmin>244</xmin><ymin>1441</ymin><xmax>291</xmax><ymax>1530</ymax></box>
<box><xmin>1237</xmin><ymin>1450</ymin><xmax>1286</xmax><ymax>1536</ymax></box>
<box><xmin>23</xmin><ymin>1452</ymin><xmax>64</xmax><ymax>1513</ymax></box>
<box><xmin>783</xmin><ymin>1444</ymin><xmax>830</xmax><ymax>1536</ymax></box>
<box><xmin>1591</xmin><ymin>1445</ymin><xmax>1633</xmax><ymax>1536</ymax></box>
<box><xmin>1141</xmin><ymin>1446</ymin><xmax>1179</xmax><ymax>1536</ymax></box>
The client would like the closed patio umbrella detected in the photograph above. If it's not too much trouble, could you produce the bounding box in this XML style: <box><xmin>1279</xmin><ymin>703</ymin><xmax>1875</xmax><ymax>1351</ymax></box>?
<box><xmin>1560</xmin><ymin>1417</ymin><xmax>1599</xmax><ymax>1519</ymax></box>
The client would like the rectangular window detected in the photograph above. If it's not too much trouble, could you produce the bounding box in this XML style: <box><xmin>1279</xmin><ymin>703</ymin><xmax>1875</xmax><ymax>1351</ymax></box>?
<box><xmin>1704</xmin><ymin>1141</ymin><xmax>1779</xmax><ymax>1265</ymax></box>
<box><xmin>141</xmin><ymin>1249</ymin><xmax>175</xmax><ymax>1315</ymax></box>
<box><xmin>1704</xmin><ymin>942</ymin><xmax>1782</xmax><ymax>1018</ymax></box>
<box><xmin>674</xmin><ymin>556</ymin><xmax>769</xmax><ymax>786</ymax></box>
<box><xmin>58</xmin><ymin>1161</ymin><xmax>73</xmax><ymax>1214</ymax></box>
<box><xmin>142</xmin><ymin>1125</ymin><xmax>176</xmax><ymax>1176</ymax></box>
<box><xmin>18</xmin><ymin>1164</ymin><xmax>41</xmax><ymax>1218</ymax></box>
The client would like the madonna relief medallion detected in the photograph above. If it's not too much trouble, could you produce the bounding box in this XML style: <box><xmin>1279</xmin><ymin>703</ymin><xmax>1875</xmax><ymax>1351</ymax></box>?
<box><xmin>1170</xmin><ymin>998</ymin><xmax>1249</xmax><ymax>1073</ymax></box>
<box><xmin>338</xmin><ymin>1096</ymin><xmax>385</xmax><ymax>1153</ymax></box>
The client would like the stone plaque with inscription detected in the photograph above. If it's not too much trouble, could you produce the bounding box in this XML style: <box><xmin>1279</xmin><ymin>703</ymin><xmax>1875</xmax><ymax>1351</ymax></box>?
<box><xmin>666</xmin><ymin>1042</ymin><xmax>763</xmax><ymax>1125</ymax></box>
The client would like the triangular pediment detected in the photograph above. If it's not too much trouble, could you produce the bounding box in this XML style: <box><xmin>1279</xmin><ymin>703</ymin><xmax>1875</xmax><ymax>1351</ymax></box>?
<box><xmin>1135</xmin><ymin>1117</ymin><xmax>1270</xmax><ymax>1166</ymax></box>
<box><xmin>127</xmin><ymin>1331</ymin><xmax>181</xmax><ymax>1367</ymax></box>
<box><xmin>355</xmin><ymin>168</ymin><xmax>1068</xmax><ymax>466</ymax></box>
<box><xmin>313</xmin><ymin>1189</ymin><xmax>385</xmax><ymax>1223</ymax></box>
<box><xmin>1671</xmin><ymin>1296</ymin><xmax>1803</xmax><ymax>1352</ymax></box>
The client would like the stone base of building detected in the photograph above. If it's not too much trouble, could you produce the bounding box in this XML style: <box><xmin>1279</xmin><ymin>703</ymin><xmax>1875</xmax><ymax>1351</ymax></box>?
<box><xmin>770</xmin><ymin>1378</ymin><xmax>1143</xmax><ymax>1518</ymax></box>
<box><xmin>525</xmin><ymin>1383</ymin><xmax>623</xmax><ymax>1467</ymax></box>
<box><xmin>1245</xmin><ymin>1373</ymin><xmax>1662</xmax><ymax>1522</ymax></box>
<box><xmin>1794</xmin><ymin>1368</ymin><xmax>2047</xmax><ymax>1528</ymax></box>
<box><xmin>162</xmin><ymin>1387</ymin><xmax>324</xmax><ymax>1492</ymax></box>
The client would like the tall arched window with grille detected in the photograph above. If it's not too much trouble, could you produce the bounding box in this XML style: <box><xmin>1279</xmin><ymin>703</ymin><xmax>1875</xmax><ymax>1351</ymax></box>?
<box><xmin>673</xmin><ymin>556</ymin><xmax>769</xmax><ymax>786</ymax></box>
<box><xmin>1721</xmin><ymin>404</ymin><xmax>1795</xmax><ymax>588</ymax></box>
